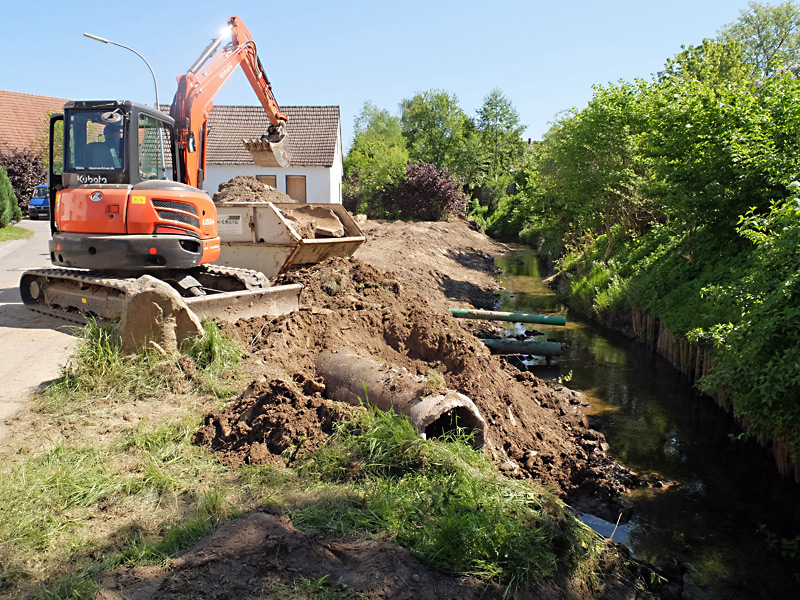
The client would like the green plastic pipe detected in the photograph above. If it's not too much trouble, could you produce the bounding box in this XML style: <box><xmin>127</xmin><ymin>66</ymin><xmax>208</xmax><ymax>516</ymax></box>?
<box><xmin>479</xmin><ymin>338</ymin><xmax>562</xmax><ymax>356</ymax></box>
<box><xmin>449</xmin><ymin>308</ymin><xmax>566</xmax><ymax>326</ymax></box>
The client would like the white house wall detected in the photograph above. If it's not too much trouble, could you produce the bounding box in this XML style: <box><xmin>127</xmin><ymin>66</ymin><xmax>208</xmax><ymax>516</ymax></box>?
<box><xmin>203</xmin><ymin>165</ymin><xmax>341</xmax><ymax>204</ymax></box>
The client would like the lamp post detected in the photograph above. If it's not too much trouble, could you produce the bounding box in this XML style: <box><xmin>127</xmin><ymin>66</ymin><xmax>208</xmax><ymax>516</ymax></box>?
<box><xmin>83</xmin><ymin>33</ymin><xmax>160</xmax><ymax>109</ymax></box>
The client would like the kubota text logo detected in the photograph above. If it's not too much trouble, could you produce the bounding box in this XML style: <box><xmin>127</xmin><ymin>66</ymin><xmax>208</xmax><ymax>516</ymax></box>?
<box><xmin>90</xmin><ymin>192</ymin><xmax>104</xmax><ymax>202</ymax></box>
<box><xmin>78</xmin><ymin>174</ymin><xmax>108</xmax><ymax>184</ymax></box>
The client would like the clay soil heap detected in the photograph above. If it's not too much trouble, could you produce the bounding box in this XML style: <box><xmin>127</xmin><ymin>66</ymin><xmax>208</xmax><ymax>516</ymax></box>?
<box><xmin>200</xmin><ymin>219</ymin><xmax>636</xmax><ymax>514</ymax></box>
<box><xmin>102</xmin><ymin>219</ymin><xmax>641</xmax><ymax>600</ymax></box>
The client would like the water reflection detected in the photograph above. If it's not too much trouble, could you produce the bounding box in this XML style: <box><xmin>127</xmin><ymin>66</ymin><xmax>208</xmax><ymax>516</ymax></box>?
<box><xmin>495</xmin><ymin>248</ymin><xmax>800</xmax><ymax>599</ymax></box>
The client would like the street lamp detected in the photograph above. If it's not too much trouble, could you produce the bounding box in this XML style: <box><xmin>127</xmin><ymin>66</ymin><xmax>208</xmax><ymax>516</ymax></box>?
<box><xmin>83</xmin><ymin>33</ymin><xmax>160</xmax><ymax>109</ymax></box>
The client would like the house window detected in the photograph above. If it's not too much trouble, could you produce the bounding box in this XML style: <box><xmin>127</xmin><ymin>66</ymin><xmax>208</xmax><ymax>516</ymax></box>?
<box><xmin>256</xmin><ymin>175</ymin><xmax>277</xmax><ymax>188</ymax></box>
<box><xmin>286</xmin><ymin>175</ymin><xmax>307</xmax><ymax>202</ymax></box>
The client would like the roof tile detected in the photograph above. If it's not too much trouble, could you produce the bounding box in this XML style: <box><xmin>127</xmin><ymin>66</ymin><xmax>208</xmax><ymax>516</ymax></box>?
<box><xmin>0</xmin><ymin>91</ymin><xmax>339</xmax><ymax>168</ymax></box>
<box><xmin>0</xmin><ymin>90</ymin><xmax>68</xmax><ymax>157</ymax></box>
<box><xmin>207</xmin><ymin>105</ymin><xmax>340</xmax><ymax>167</ymax></box>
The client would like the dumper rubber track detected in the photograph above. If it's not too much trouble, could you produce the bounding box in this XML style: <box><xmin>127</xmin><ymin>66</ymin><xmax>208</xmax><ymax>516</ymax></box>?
<box><xmin>20</xmin><ymin>265</ymin><xmax>271</xmax><ymax>324</ymax></box>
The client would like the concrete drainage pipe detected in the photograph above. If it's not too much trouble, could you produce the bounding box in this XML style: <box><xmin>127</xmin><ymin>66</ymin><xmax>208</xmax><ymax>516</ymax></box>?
<box><xmin>315</xmin><ymin>349</ymin><xmax>486</xmax><ymax>449</ymax></box>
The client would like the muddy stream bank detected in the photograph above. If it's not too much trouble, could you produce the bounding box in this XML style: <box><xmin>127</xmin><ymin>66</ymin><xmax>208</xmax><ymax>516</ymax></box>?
<box><xmin>494</xmin><ymin>247</ymin><xmax>800</xmax><ymax>599</ymax></box>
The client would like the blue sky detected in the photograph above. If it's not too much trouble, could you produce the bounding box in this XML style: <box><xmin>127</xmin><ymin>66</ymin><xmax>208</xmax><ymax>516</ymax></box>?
<box><xmin>2</xmin><ymin>1</ymin><xmax>753</xmax><ymax>149</ymax></box>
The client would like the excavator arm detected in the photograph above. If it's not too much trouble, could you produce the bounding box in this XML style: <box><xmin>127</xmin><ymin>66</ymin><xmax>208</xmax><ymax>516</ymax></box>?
<box><xmin>170</xmin><ymin>16</ymin><xmax>290</xmax><ymax>189</ymax></box>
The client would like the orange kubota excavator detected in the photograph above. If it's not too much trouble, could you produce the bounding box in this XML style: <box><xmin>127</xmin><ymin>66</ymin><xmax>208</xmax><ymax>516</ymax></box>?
<box><xmin>20</xmin><ymin>17</ymin><xmax>298</xmax><ymax>322</ymax></box>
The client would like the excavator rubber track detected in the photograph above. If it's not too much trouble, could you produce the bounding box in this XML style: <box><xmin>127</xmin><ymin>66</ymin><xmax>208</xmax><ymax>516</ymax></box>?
<box><xmin>20</xmin><ymin>266</ymin><xmax>301</xmax><ymax>325</ymax></box>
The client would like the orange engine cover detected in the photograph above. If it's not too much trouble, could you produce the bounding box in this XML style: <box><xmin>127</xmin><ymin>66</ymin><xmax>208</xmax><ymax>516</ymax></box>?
<box><xmin>54</xmin><ymin>186</ymin><xmax>221</xmax><ymax>264</ymax></box>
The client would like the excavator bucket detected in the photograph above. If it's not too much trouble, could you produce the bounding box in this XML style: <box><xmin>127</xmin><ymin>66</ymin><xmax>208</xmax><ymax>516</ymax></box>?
<box><xmin>242</xmin><ymin>137</ymin><xmax>291</xmax><ymax>168</ymax></box>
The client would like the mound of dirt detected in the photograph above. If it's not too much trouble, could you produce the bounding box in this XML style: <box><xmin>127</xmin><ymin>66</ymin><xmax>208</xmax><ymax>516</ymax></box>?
<box><xmin>101</xmin><ymin>219</ymin><xmax>644</xmax><ymax>600</ymax></box>
<box><xmin>212</xmin><ymin>175</ymin><xmax>293</xmax><ymax>204</ymax></box>
<box><xmin>211</xmin><ymin>255</ymin><xmax>636</xmax><ymax>518</ymax></box>
<box><xmin>99</xmin><ymin>509</ymin><xmax>635</xmax><ymax>600</ymax></box>
<box><xmin>212</xmin><ymin>176</ymin><xmax>347</xmax><ymax>239</ymax></box>
<box><xmin>193</xmin><ymin>377</ymin><xmax>354</xmax><ymax>465</ymax></box>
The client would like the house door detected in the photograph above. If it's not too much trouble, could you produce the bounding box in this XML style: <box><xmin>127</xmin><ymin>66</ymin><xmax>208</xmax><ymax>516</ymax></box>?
<box><xmin>286</xmin><ymin>175</ymin><xmax>307</xmax><ymax>202</ymax></box>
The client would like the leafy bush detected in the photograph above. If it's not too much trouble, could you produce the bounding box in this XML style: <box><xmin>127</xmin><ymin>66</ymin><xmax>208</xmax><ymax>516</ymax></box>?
<box><xmin>0</xmin><ymin>166</ymin><xmax>21</xmax><ymax>228</ymax></box>
<box><xmin>0</xmin><ymin>148</ymin><xmax>45</xmax><ymax>215</ymax></box>
<box><xmin>378</xmin><ymin>161</ymin><xmax>467</xmax><ymax>221</ymax></box>
<box><xmin>691</xmin><ymin>199</ymin><xmax>800</xmax><ymax>462</ymax></box>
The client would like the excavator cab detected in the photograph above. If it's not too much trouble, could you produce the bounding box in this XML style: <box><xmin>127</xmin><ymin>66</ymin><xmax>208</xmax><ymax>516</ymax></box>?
<box><xmin>56</xmin><ymin>100</ymin><xmax>177</xmax><ymax>188</ymax></box>
<box><xmin>46</xmin><ymin>100</ymin><xmax>221</xmax><ymax>272</ymax></box>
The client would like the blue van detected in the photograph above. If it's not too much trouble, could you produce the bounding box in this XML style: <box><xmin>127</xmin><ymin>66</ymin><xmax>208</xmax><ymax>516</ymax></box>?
<box><xmin>28</xmin><ymin>184</ymin><xmax>49</xmax><ymax>220</ymax></box>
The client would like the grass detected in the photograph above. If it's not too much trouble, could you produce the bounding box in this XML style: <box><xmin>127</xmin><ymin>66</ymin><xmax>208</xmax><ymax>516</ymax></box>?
<box><xmin>40</xmin><ymin>319</ymin><xmax>246</xmax><ymax>415</ymax></box>
<box><xmin>0</xmin><ymin>224</ymin><xmax>34</xmax><ymax>242</ymax></box>
<box><xmin>258</xmin><ymin>575</ymin><xmax>367</xmax><ymax>600</ymax></box>
<box><xmin>0</xmin><ymin>320</ymin><xmax>638</xmax><ymax>599</ymax></box>
<box><xmin>292</xmin><ymin>407</ymin><xmax>607</xmax><ymax>589</ymax></box>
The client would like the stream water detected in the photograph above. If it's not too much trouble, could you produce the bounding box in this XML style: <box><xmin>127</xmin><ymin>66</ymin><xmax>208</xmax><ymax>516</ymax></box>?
<box><xmin>494</xmin><ymin>248</ymin><xmax>800</xmax><ymax>600</ymax></box>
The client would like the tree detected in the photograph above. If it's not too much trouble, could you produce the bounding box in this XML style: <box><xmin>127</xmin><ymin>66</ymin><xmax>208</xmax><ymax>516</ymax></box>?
<box><xmin>719</xmin><ymin>1</ymin><xmax>800</xmax><ymax>76</ymax></box>
<box><xmin>0</xmin><ymin>166</ymin><xmax>22</xmax><ymax>228</ymax></box>
<box><xmin>476</xmin><ymin>89</ymin><xmax>526</xmax><ymax>207</ymax></box>
<box><xmin>659</xmin><ymin>38</ymin><xmax>753</xmax><ymax>87</ymax></box>
<box><xmin>400</xmin><ymin>90</ymin><xmax>476</xmax><ymax>174</ymax></box>
<box><xmin>0</xmin><ymin>148</ymin><xmax>46</xmax><ymax>215</ymax></box>
<box><xmin>343</xmin><ymin>102</ymin><xmax>409</xmax><ymax>214</ymax></box>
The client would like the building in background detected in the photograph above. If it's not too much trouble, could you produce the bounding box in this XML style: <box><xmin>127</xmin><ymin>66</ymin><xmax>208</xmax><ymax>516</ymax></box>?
<box><xmin>0</xmin><ymin>91</ymin><xmax>342</xmax><ymax>204</ymax></box>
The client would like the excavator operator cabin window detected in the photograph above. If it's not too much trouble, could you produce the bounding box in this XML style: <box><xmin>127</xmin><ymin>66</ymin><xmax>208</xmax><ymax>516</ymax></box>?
<box><xmin>138</xmin><ymin>114</ymin><xmax>174</xmax><ymax>181</ymax></box>
<box><xmin>67</xmin><ymin>110</ymin><xmax>125</xmax><ymax>171</ymax></box>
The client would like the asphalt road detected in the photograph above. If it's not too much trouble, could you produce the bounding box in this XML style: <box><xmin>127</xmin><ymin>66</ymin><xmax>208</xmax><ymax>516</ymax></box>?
<box><xmin>0</xmin><ymin>218</ymin><xmax>78</xmax><ymax>439</ymax></box>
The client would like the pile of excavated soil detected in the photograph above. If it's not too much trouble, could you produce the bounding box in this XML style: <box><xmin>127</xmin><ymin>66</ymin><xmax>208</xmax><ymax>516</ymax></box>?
<box><xmin>212</xmin><ymin>175</ymin><xmax>346</xmax><ymax>239</ymax></box>
<box><xmin>201</xmin><ymin>221</ymin><xmax>638</xmax><ymax>517</ymax></box>
<box><xmin>211</xmin><ymin>253</ymin><xmax>633</xmax><ymax>521</ymax></box>
<box><xmin>102</xmin><ymin>219</ymin><xmax>643</xmax><ymax>600</ymax></box>
<box><xmin>212</xmin><ymin>175</ymin><xmax>292</xmax><ymax>204</ymax></box>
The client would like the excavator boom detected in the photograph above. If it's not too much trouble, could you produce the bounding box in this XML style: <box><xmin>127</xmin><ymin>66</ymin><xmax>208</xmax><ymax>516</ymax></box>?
<box><xmin>171</xmin><ymin>16</ymin><xmax>290</xmax><ymax>189</ymax></box>
<box><xmin>20</xmin><ymin>17</ymin><xmax>301</xmax><ymax>328</ymax></box>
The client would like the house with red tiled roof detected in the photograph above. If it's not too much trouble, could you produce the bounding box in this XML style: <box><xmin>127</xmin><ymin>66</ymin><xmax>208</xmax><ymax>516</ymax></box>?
<box><xmin>0</xmin><ymin>90</ymin><xmax>68</xmax><ymax>157</ymax></box>
<box><xmin>0</xmin><ymin>90</ymin><xmax>343</xmax><ymax>204</ymax></box>
<box><xmin>205</xmin><ymin>105</ymin><xmax>343</xmax><ymax>203</ymax></box>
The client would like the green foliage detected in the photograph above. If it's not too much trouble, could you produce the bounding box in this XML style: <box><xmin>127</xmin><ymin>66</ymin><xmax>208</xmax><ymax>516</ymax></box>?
<box><xmin>0</xmin><ymin>224</ymin><xmax>34</xmax><ymax>241</ymax></box>
<box><xmin>719</xmin><ymin>1</ymin><xmax>800</xmax><ymax>76</ymax></box>
<box><xmin>343</xmin><ymin>89</ymin><xmax>528</xmax><ymax>219</ymax></box>
<box><xmin>41</xmin><ymin>319</ymin><xmax>243</xmax><ymax>412</ymax></box>
<box><xmin>120</xmin><ymin>491</ymin><xmax>226</xmax><ymax>565</ymax></box>
<box><xmin>401</xmin><ymin>90</ymin><xmax>475</xmax><ymax>174</ymax></box>
<box><xmin>343</xmin><ymin>102</ymin><xmax>409</xmax><ymax>216</ymax></box>
<box><xmin>690</xmin><ymin>199</ymin><xmax>800</xmax><ymax>460</ymax></box>
<box><xmin>476</xmin><ymin>88</ymin><xmax>527</xmax><ymax>207</ymax></box>
<box><xmin>0</xmin><ymin>165</ymin><xmax>21</xmax><ymax>228</ymax></box>
<box><xmin>295</xmin><ymin>407</ymin><xmax>602</xmax><ymax>587</ymax></box>
<box><xmin>659</xmin><ymin>38</ymin><xmax>753</xmax><ymax>86</ymax></box>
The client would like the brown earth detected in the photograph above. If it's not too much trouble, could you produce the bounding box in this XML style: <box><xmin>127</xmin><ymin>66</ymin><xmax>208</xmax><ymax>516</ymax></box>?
<box><xmin>212</xmin><ymin>175</ymin><xmax>293</xmax><ymax>204</ymax></box>
<box><xmin>100</xmin><ymin>218</ymin><xmax>645</xmax><ymax>599</ymax></box>
<box><xmin>212</xmin><ymin>175</ymin><xmax>347</xmax><ymax>239</ymax></box>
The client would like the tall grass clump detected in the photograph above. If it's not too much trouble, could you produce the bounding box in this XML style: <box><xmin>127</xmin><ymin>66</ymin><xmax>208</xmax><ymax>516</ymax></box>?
<box><xmin>185</xmin><ymin>319</ymin><xmax>246</xmax><ymax>397</ymax></box>
<box><xmin>40</xmin><ymin>319</ymin><xmax>245</xmax><ymax>413</ymax></box>
<box><xmin>294</xmin><ymin>407</ymin><xmax>604</xmax><ymax>589</ymax></box>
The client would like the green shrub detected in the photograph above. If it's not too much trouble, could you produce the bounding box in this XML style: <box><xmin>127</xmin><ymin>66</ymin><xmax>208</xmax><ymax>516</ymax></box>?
<box><xmin>0</xmin><ymin>166</ymin><xmax>21</xmax><ymax>228</ymax></box>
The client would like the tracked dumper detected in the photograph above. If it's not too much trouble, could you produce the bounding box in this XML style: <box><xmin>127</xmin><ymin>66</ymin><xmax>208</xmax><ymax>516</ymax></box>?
<box><xmin>20</xmin><ymin>17</ymin><xmax>307</xmax><ymax>325</ymax></box>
